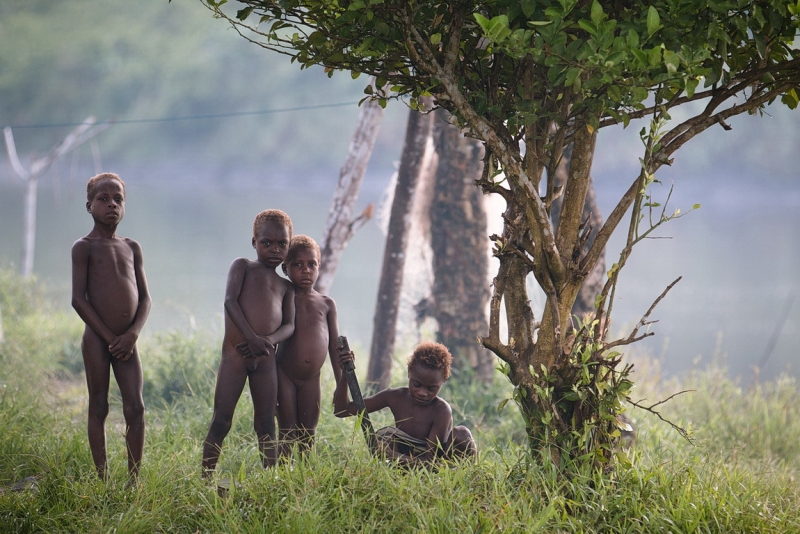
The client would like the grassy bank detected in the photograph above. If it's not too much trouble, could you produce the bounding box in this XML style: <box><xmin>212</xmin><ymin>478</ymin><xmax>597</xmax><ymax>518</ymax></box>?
<box><xmin>1</xmin><ymin>270</ymin><xmax>798</xmax><ymax>532</ymax></box>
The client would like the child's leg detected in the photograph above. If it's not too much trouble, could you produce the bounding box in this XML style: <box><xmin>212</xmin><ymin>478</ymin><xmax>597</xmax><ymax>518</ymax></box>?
<box><xmin>294</xmin><ymin>376</ymin><xmax>322</xmax><ymax>451</ymax></box>
<box><xmin>249</xmin><ymin>359</ymin><xmax>278</xmax><ymax>468</ymax></box>
<box><xmin>276</xmin><ymin>365</ymin><xmax>298</xmax><ymax>458</ymax></box>
<box><xmin>111</xmin><ymin>348</ymin><xmax>145</xmax><ymax>480</ymax></box>
<box><xmin>202</xmin><ymin>348</ymin><xmax>248</xmax><ymax>476</ymax></box>
<box><xmin>81</xmin><ymin>329</ymin><xmax>112</xmax><ymax>480</ymax></box>
<box><xmin>446</xmin><ymin>425</ymin><xmax>478</xmax><ymax>461</ymax></box>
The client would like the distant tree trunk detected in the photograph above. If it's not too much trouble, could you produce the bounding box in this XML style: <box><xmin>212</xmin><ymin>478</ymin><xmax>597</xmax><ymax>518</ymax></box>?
<box><xmin>21</xmin><ymin>176</ymin><xmax>39</xmax><ymax>278</ymax></box>
<box><xmin>316</xmin><ymin>78</ymin><xmax>383</xmax><ymax>295</ymax></box>
<box><xmin>550</xmin><ymin>147</ymin><xmax>605</xmax><ymax>319</ymax></box>
<box><xmin>428</xmin><ymin>110</ymin><xmax>493</xmax><ymax>381</ymax></box>
<box><xmin>3</xmin><ymin>118</ymin><xmax>110</xmax><ymax>278</ymax></box>
<box><xmin>367</xmin><ymin>99</ymin><xmax>434</xmax><ymax>390</ymax></box>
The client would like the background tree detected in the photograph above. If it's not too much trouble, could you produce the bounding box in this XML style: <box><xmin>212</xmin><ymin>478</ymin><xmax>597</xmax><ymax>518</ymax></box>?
<box><xmin>367</xmin><ymin>98</ymin><xmax>435</xmax><ymax>390</ymax></box>
<box><xmin>4</xmin><ymin>118</ymin><xmax>110</xmax><ymax>278</ymax></box>
<box><xmin>428</xmin><ymin>110</ymin><xmax>493</xmax><ymax>382</ymax></box>
<box><xmin>204</xmin><ymin>0</ymin><xmax>800</xmax><ymax>467</ymax></box>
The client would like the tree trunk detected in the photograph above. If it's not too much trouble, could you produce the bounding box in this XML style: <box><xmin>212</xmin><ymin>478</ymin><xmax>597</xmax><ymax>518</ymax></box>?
<box><xmin>21</xmin><ymin>176</ymin><xmax>39</xmax><ymax>278</ymax></box>
<box><xmin>316</xmin><ymin>78</ymin><xmax>384</xmax><ymax>295</ymax></box>
<box><xmin>367</xmin><ymin>101</ymin><xmax>434</xmax><ymax>390</ymax></box>
<box><xmin>550</xmin><ymin>148</ymin><xmax>605</xmax><ymax>319</ymax></box>
<box><xmin>428</xmin><ymin>110</ymin><xmax>493</xmax><ymax>381</ymax></box>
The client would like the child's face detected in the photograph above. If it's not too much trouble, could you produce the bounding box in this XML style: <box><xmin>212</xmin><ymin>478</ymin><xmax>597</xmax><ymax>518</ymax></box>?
<box><xmin>282</xmin><ymin>248</ymin><xmax>320</xmax><ymax>290</ymax></box>
<box><xmin>252</xmin><ymin>220</ymin><xmax>290</xmax><ymax>268</ymax></box>
<box><xmin>86</xmin><ymin>178</ymin><xmax>125</xmax><ymax>226</ymax></box>
<box><xmin>407</xmin><ymin>363</ymin><xmax>447</xmax><ymax>406</ymax></box>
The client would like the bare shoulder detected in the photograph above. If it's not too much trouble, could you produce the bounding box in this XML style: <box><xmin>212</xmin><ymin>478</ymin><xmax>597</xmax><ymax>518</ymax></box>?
<box><xmin>228</xmin><ymin>256</ymin><xmax>251</xmax><ymax>273</ymax></box>
<box><xmin>431</xmin><ymin>396</ymin><xmax>452</xmax><ymax>416</ymax></box>
<box><xmin>121</xmin><ymin>236</ymin><xmax>144</xmax><ymax>255</ymax></box>
<box><xmin>381</xmin><ymin>387</ymin><xmax>410</xmax><ymax>407</ymax></box>
<box><xmin>72</xmin><ymin>236</ymin><xmax>91</xmax><ymax>254</ymax></box>
<box><xmin>323</xmin><ymin>293</ymin><xmax>336</xmax><ymax>308</ymax></box>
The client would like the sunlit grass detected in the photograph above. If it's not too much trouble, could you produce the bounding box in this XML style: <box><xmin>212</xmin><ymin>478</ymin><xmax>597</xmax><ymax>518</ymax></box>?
<box><xmin>1</xmin><ymin>270</ymin><xmax>799</xmax><ymax>532</ymax></box>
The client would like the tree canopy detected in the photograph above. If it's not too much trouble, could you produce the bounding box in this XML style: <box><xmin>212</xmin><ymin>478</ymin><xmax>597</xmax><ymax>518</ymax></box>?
<box><xmin>205</xmin><ymin>0</ymin><xmax>800</xmax><ymax>467</ymax></box>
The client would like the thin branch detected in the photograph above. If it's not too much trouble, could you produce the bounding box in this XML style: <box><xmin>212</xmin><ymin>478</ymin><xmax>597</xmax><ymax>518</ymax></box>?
<box><xmin>627</xmin><ymin>391</ymin><xmax>695</xmax><ymax>443</ymax></box>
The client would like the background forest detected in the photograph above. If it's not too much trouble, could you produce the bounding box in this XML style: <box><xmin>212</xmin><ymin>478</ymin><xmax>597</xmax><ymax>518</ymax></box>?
<box><xmin>1</xmin><ymin>0</ymin><xmax>799</xmax><ymax>379</ymax></box>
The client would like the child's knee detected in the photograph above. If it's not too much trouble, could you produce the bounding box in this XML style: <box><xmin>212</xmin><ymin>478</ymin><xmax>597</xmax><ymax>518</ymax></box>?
<box><xmin>254</xmin><ymin>416</ymin><xmax>276</xmax><ymax>438</ymax></box>
<box><xmin>450</xmin><ymin>426</ymin><xmax>478</xmax><ymax>459</ymax></box>
<box><xmin>122</xmin><ymin>400</ymin><xmax>145</xmax><ymax>425</ymax></box>
<box><xmin>88</xmin><ymin>397</ymin><xmax>110</xmax><ymax>419</ymax></box>
<box><xmin>209</xmin><ymin>414</ymin><xmax>234</xmax><ymax>437</ymax></box>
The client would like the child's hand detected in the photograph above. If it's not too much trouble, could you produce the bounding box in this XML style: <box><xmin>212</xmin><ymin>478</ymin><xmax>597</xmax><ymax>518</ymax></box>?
<box><xmin>109</xmin><ymin>332</ymin><xmax>137</xmax><ymax>361</ymax></box>
<box><xmin>337</xmin><ymin>346</ymin><xmax>355</xmax><ymax>369</ymax></box>
<box><xmin>242</xmin><ymin>337</ymin><xmax>274</xmax><ymax>358</ymax></box>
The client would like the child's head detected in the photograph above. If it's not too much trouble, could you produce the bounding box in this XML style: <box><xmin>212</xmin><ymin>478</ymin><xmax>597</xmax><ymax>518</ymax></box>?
<box><xmin>86</xmin><ymin>172</ymin><xmax>125</xmax><ymax>202</ymax></box>
<box><xmin>285</xmin><ymin>235</ymin><xmax>320</xmax><ymax>263</ymax></box>
<box><xmin>253</xmin><ymin>209</ymin><xmax>293</xmax><ymax>239</ymax></box>
<box><xmin>406</xmin><ymin>342</ymin><xmax>451</xmax><ymax>405</ymax></box>
<box><xmin>282</xmin><ymin>235</ymin><xmax>321</xmax><ymax>290</ymax></box>
<box><xmin>407</xmin><ymin>341</ymin><xmax>452</xmax><ymax>379</ymax></box>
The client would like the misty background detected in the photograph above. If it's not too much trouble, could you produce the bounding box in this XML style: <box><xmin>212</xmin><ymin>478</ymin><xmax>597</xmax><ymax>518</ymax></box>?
<box><xmin>1</xmin><ymin>0</ymin><xmax>798</xmax><ymax>381</ymax></box>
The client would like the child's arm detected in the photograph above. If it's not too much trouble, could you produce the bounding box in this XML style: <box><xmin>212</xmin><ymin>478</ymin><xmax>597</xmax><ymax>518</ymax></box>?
<box><xmin>71</xmin><ymin>239</ymin><xmax>117</xmax><ymax>345</ymax></box>
<box><xmin>264</xmin><ymin>283</ymin><xmax>295</xmax><ymax>350</ymax></box>
<box><xmin>333</xmin><ymin>348</ymin><xmax>389</xmax><ymax>416</ymax></box>
<box><xmin>224</xmin><ymin>258</ymin><xmax>274</xmax><ymax>357</ymax></box>
<box><xmin>108</xmin><ymin>239</ymin><xmax>151</xmax><ymax>360</ymax></box>
<box><xmin>415</xmin><ymin>403</ymin><xmax>454</xmax><ymax>464</ymax></box>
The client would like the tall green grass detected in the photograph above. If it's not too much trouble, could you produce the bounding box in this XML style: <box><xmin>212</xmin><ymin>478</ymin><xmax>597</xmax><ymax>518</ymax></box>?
<box><xmin>1</xmin><ymin>269</ymin><xmax>799</xmax><ymax>532</ymax></box>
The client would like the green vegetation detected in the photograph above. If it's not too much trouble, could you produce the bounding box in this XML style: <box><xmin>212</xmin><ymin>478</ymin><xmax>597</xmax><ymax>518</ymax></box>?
<box><xmin>2</xmin><ymin>270</ymin><xmax>799</xmax><ymax>531</ymax></box>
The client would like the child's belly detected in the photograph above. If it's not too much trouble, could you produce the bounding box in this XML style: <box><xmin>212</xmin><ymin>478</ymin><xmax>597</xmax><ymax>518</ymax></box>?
<box><xmin>279</xmin><ymin>335</ymin><xmax>328</xmax><ymax>379</ymax></box>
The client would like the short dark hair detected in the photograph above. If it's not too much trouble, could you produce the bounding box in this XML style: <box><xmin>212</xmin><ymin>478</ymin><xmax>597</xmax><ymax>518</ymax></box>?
<box><xmin>286</xmin><ymin>234</ymin><xmax>321</xmax><ymax>262</ymax></box>
<box><xmin>253</xmin><ymin>209</ymin><xmax>293</xmax><ymax>238</ymax></box>
<box><xmin>86</xmin><ymin>173</ymin><xmax>125</xmax><ymax>202</ymax></box>
<box><xmin>407</xmin><ymin>341</ymin><xmax>452</xmax><ymax>379</ymax></box>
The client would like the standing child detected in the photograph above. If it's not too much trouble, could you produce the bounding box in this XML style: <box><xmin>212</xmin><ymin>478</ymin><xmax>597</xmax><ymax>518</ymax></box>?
<box><xmin>202</xmin><ymin>209</ymin><xmax>295</xmax><ymax>476</ymax></box>
<box><xmin>334</xmin><ymin>341</ymin><xmax>477</xmax><ymax>466</ymax></box>
<box><xmin>276</xmin><ymin>235</ymin><xmax>342</xmax><ymax>456</ymax></box>
<box><xmin>71</xmin><ymin>172</ymin><xmax>151</xmax><ymax>484</ymax></box>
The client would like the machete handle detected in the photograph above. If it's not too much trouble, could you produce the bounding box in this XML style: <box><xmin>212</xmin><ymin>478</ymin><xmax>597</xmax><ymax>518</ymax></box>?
<box><xmin>337</xmin><ymin>335</ymin><xmax>356</xmax><ymax>372</ymax></box>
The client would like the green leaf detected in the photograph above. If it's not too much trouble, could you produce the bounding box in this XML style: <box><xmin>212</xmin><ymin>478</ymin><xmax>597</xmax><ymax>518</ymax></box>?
<box><xmin>590</xmin><ymin>0</ymin><xmax>604</xmax><ymax>25</ymax></box>
<box><xmin>646</xmin><ymin>6</ymin><xmax>661</xmax><ymax>36</ymax></box>
<box><xmin>685</xmin><ymin>76</ymin><xmax>699</xmax><ymax>98</ymax></box>
<box><xmin>565</xmin><ymin>67</ymin><xmax>582</xmax><ymax>88</ymax></box>
<box><xmin>474</xmin><ymin>14</ymin><xmax>512</xmax><ymax>42</ymax></box>
<box><xmin>577</xmin><ymin>20</ymin><xmax>598</xmax><ymax>36</ymax></box>
<box><xmin>430</xmin><ymin>33</ymin><xmax>441</xmax><ymax>45</ymax></box>
<box><xmin>663</xmin><ymin>49</ymin><xmax>680</xmax><ymax>73</ymax></box>
<box><xmin>498</xmin><ymin>398</ymin><xmax>511</xmax><ymax>412</ymax></box>
<box><xmin>521</xmin><ymin>0</ymin><xmax>537</xmax><ymax>17</ymax></box>
<box><xmin>626</xmin><ymin>28</ymin><xmax>639</xmax><ymax>48</ymax></box>
<box><xmin>236</xmin><ymin>6</ymin><xmax>253</xmax><ymax>20</ymax></box>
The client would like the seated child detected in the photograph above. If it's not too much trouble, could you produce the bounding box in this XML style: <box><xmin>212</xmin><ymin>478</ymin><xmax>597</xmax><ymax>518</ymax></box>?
<box><xmin>202</xmin><ymin>209</ymin><xmax>295</xmax><ymax>476</ymax></box>
<box><xmin>276</xmin><ymin>235</ymin><xmax>342</xmax><ymax>456</ymax></box>
<box><xmin>71</xmin><ymin>172</ymin><xmax>151</xmax><ymax>484</ymax></box>
<box><xmin>334</xmin><ymin>341</ymin><xmax>477</xmax><ymax>466</ymax></box>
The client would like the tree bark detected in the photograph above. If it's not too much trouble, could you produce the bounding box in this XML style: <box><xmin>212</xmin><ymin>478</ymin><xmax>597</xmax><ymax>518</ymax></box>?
<box><xmin>550</xmin><ymin>148</ymin><xmax>605</xmax><ymax>319</ymax></box>
<box><xmin>428</xmin><ymin>110</ymin><xmax>493</xmax><ymax>381</ymax></box>
<box><xmin>367</xmin><ymin>100</ymin><xmax>434</xmax><ymax>390</ymax></box>
<box><xmin>316</xmin><ymin>78</ymin><xmax>383</xmax><ymax>295</ymax></box>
